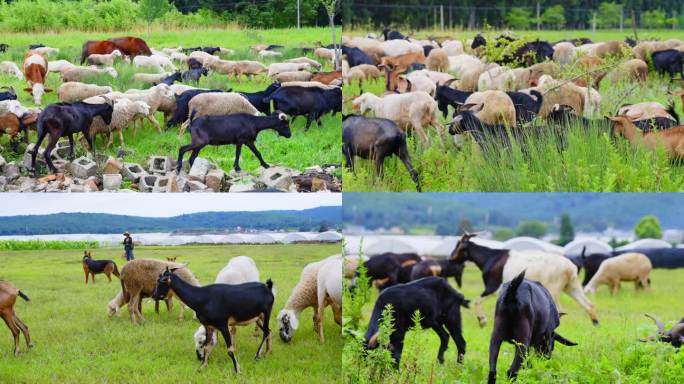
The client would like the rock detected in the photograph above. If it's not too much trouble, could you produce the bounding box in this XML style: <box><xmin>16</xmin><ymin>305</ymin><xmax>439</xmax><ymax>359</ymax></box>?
<box><xmin>103</xmin><ymin>174</ymin><xmax>122</xmax><ymax>191</ymax></box>
<box><xmin>52</xmin><ymin>140</ymin><xmax>71</xmax><ymax>160</ymax></box>
<box><xmin>31</xmin><ymin>182</ymin><xmax>47</xmax><ymax>192</ymax></box>
<box><xmin>3</xmin><ymin>162</ymin><xmax>20</xmax><ymax>181</ymax></box>
<box><xmin>68</xmin><ymin>184</ymin><xmax>85</xmax><ymax>193</ymax></box>
<box><xmin>18</xmin><ymin>177</ymin><xmax>36</xmax><ymax>192</ymax></box>
<box><xmin>258</xmin><ymin>166</ymin><xmax>298</xmax><ymax>191</ymax></box>
<box><xmin>166</xmin><ymin>173</ymin><xmax>179</xmax><ymax>193</ymax></box>
<box><xmin>83</xmin><ymin>178</ymin><xmax>99</xmax><ymax>192</ymax></box>
<box><xmin>148</xmin><ymin>156</ymin><xmax>172</xmax><ymax>174</ymax></box>
<box><xmin>311</xmin><ymin>178</ymin><xmax>328</xmax><ymax>192</ymax></box>
<box><xmin>177</xmin><ymin>174</ymin><xmax>188</xmax><ymax>192</ymax></box>
<box><xmin>70</xmin><ymin>157</ymin><xmax>97</xmax><ymax>179</ymax></box>
<box><xmin>188</xmin><ymin>157</ymin><xmax>210</xmax><ymax>182</ymax></box>
<box><xmin>102</xmin><ymin>157</ymin><xmax>123</xmax><ymax>175</ymax></box>
<box><xmin>0</xmin><ymin>154</ymin><xmax>5</xmax><ymax>169</ymax></box>
<box><xmin>187</xmin><ymin>180</ymin><xmax>208</xmax><ymax>191</ymax></box>
<box><xmin>305</xmin><ymin>165</ymin><xmax>324</xmax><ymax>173</ymax></box>
<box><xmin>152</xmin><ymin>176</ymin><xmax>169</xmax><ymax>193</ymax></box>
<box><xmin>23</xmin><ymin>144</ymin><xmax>44</xmax><ymax>169</ymax></box>
<box><xmin>53</xmin><ymin>159</ymin><xmax>69</xmax><ymax>173</ymax></box>
<box><xmin>0</xmin><ymin>176</ymin><xmax>6</xmax><ymax>192</ymax></box>
<box><xmin>229</xmin><ymin>181</ymin><xmax>256</xmax><ymax>192</ymax></box>
<box><xmin>122</xmin><ymin>163</ymin><xmax>147</xmax><ymax>182</ymax></box>
<box><xmin>139</xmin><ymin>175</ymin><xmax>158</xmax><ymax>192</ymax></box>
<box><xmin>205</xmin><ymin>169</ymin><xmax>225</xmax><ymax>192</ymax></box>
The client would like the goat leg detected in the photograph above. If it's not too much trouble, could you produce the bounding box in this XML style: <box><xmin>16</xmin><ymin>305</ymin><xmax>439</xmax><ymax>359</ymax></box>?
<box><xmin>246</xmin><ymin>143</ymin><xmax>268</xmax><ymax>169</ymax></box>
<box><xmin>1</xmin><ymin>312</ymin><xmax>21</xmax><ymax>356</ymax></box>
<box><xmin>13</xmin><ymin>313</ymin><xmax>32</xmax><ymax>348</ymax></box>
<box><xmin>432</xmin><ymin>325</ymin><xmax>450</xmax><ymax>364</ymax></box>
<box><xmin>219</xmin><ymin>326</ymin><xmax>240</xmax><ymax>373</ymax></box>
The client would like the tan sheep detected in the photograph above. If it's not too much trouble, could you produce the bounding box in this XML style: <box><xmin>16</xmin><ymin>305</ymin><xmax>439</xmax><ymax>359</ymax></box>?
<box><xmin>618</xmin><ymin>101</ymin><xmax>674</xmax><ymax>120</ymax></box>
<box><xmin>463</xmin><ymin>90</ymin><xmax>516</xmax><ymax>125</ymax></box>
<box><xmin>133</xmin><ymin>73</ymin><xmax>172</xmax><ymax>84</ymax></box>
<box><xmin>584</xmin><ymin>253</ymin><xmax>652</xmax><ymax>295</ymax></box>
<box><xmin>553</xmin><ymin>42</ymin><xmax>575</xmax><ymax>66</ymax></box>
<box><xmin>608</xmin><ymin>59</ymin><xmax>648</xmax><ymax>83</ymax></box>
<box><xmin>344</xmin><ymin>67</ymin><xmax>366</xmax><ymax>86</ymax></box>
<box><xmin>88</xmin><ymin>99</ymin><xmax>150</xmax><ymax>148</ymax></box>
<box><xmin>426</xmin><ymin>48</ymin><xmax>449</xmax><ymax>72</ymax></box>
<box><xmin>57</xmin><ymin>82</ymin><xmax>112</xmax><ymax>102</ymax></box>
<box><xmin>60</xmin><ymin>66</ymin><xmax>117</xmax><ymax>82</ymax></box>
<box><xmin>275</xmin><ymin>71</ymin><xmax>313</xmax><ymax>83</ymax></box>
<box><xmin>86</xmin><ymin>50</ymin><xmax>122</xmax><ymax>66</ymax></box>
<box><xmin>351</xmin><ymin>64</ymin><xmax>381</xmax><ymax>80</ymax></box>
<box><xmin>234</xmin><ymin>60</ymin><xmax>267</xmax><ymax>82</ymax></box>
<box><xmin>285</xmin><ymin>57</ymin><xmax>322</xmax><ymax>70</ymax></box>
<box><xmin>441</xmin><ymin>40</ymin><xmax>464</xmax><ymax>56</ymax></box>
<box><xmin>594</xmin><ymin>40</ymin><xmax>631</xmax><ymax>58</ymax></box>
<box><xmin>633</xmin><ymin>41</ymin><xmax>656</xmax><ymax>61</ymax></box>
<box><xmin>181</xmin><ymin>92</ymin><xmax>260</xmax><ymax>133</ymax></box>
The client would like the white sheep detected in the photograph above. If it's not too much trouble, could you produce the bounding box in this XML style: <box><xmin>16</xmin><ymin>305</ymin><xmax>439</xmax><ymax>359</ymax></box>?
<box><xmin>161</xmin><ymin>47</ymin><xmax>183</xmax><ymax>55</ymax></box>
<box><xmin>219</xmin><ymin>47</ymin><xmax>235</xmax><ymax>55</ymax></box>
<box><xmin>268</xmin><ymin>62</ymin><xmax>311</xmax><ymax>78</ymax></box>
<box><xmin>285</xmin><ymin>57</ymin><xmax>322</xmax><ymax>70</ymax></box>
<box><xmin>86</xmin><ymin>50</ymin><xmax>122</xmax><ymax>66</ymax></box>
<box><xmin>188</xmin><ymin>50</ymin><xmax>220</xmax><ymax>67</ymax></box>
<box><xmin>584</xmin><ymin>253</ymin><xmax>652</xmax><ymax>294</ymax></box>
<box><xmin>133</xmin><ymin>73</ymin><xmax>172</xmax><ymax>84</ymax></box>
<box><xmin>352</xmin><ymin>91</ymin><xmax>438</xmax><ymax>143</ymax></box>
<box><xmin>133</xmin><ymin>54</ymin><xmax>176</xmax><ymax>72</ymax></box>
<box><xmin>181</xmin><ymin>92</ymin><xmax>259</xmax><ymax>133</ymax></box>
<box><xmin>277</xmin><ymin>255</ymin><xmax>339</xmax><ymax>343</ymax></box>
<box><xmin>315</xmin><ymin>256</ymin><xmax>342</xmax><ymax>344</ymax></box>
<box><xmin>170</xmin><ymin>51</ymin><xmax>189</xmax><ymax>63</ymax></box>
<box><xmin>0</xmin><ymin>100</ymin><xmax>29</xmax><ymax>118</ymax></box>
<box><xmin>463</xmin><ymin>90</ymin><xmax>517</xmax><ymax>126</ymax></box>
<box><xmin>553</xmin><ymin>42</ymin><xmax>575</xmax><ymax>66</ymax></box>
<box><xmin>379</xmin><ymin>39</ymin><xmax>423</xmax><ymax>57</ymax></box>
<box><xmin>410</xmin><ymin>69</ymin><xmax>457</xmax><ymax>86</ymax></box>
<box><xmin>1</xmin><ymin>61</ymin><xmax>23</xmax><ymax>80</ymax></box>
<box><xmin>314</xmin><ymin>47</ymin><xmax>335</xmax><ymax>60</ymax></box>
<box><xmin>32</xmin><ymin>46</ymin><xmax>59</xmax><ymax>55</ymax></box>
<box><xmin>426</xmin><ymin>48</ymin><xmax>449</xmax><ymax>72</ymax></box>
<box><xmin>275</xmin><ymin>71</ymin><xmax>313</xmax><ymax>83</ymax></box>
<box><xmin>58</xmin><ymin>82</ymin><xmax>112</xmax><ymax>102</ymax></box>
<box><xmin>259</xmin><ymin>50</ymin><xmax>283</xmax><ymax>58</ymax></box>
<box><xmin>281</xmin><ymin>81</ymin><xmax>337</xmax><ymax>89</ymax></box>
<box><xmin>60</xmin><ymin>66</ymin><xmax>117</xmax><ymax>82</ymax></box>
<box><xmin>170</xmin><ymin>83</ymin><xmax>197</xmax><ymax>95</ymax></box>
<box><xmin>397</xmin><ymin>73</ymin><xmax>436</xmax><ymax>96</ymax></box>
<box><xmin>448</xmin><ymin>54</ymin><xmax>487</xmax><ymax>91</ymax></box>
<box><xmin>47</xmin><ymin>59</ymin><xmax>76</xmax><ymax>74</ymax></box>
<box><xmin>442</xmin><ymin>40</ymin><xmax>465</xmax><ymax>56</ymax></box>
<box><xmin>88</xmin><ymin>98</ymin><xmax>150</xmax><ymax>148</ymax></box>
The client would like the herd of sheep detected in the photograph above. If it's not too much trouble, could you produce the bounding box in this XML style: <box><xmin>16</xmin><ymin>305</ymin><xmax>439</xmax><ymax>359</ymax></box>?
<box><xmin>342</xmin><ymin>29</ymin><xmax>684</xmax><ymax>190</ymax></box>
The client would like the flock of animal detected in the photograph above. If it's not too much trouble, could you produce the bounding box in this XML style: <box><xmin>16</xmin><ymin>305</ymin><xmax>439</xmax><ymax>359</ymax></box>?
<box><xmin>342</xmin><ymin>28</ymin><xmax>684</xmax><ymax>191</ymax></box>
<box><xmin>351</xmin><ymin>233</ymin><xmax>683</xmax><ymax>383</ymax></box>
<box><xmin>0</xmin><ymin>35</ymin><xmax>342</xmax><ymax>178</ymax></box>
<box><xmin>2</xmin><ymin>251</ymin><xmax>343</xmax><ymax>374</ymax></box>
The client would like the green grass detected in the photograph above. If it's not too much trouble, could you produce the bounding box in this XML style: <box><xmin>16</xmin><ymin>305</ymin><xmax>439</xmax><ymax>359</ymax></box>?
<box><xmin>0</xmin><ymin>243</ymin><xmax>342</xmax><ymax>383</ymax></box>
<box><xmin>0</xmin><ymin>240</ymin><xmax>100</xmax><ymax>250</ymax></box>
<box><xmin>343</xmin><ymin>29</ymin><xmax>684</xmax><ymax>192</ymax></box>
<box><xmin>0</xmin><ymin>28</ymin><xmax>341</xmax><ymax>175</ymax></box>
<box><xmin>343</xmin><ymin>266</ymin><xmax>684</xmax><ymax>383</ymax></box>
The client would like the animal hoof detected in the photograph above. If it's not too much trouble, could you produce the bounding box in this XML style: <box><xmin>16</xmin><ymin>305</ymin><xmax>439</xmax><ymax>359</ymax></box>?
<box><xmin>592</xmin><ymin>319</ymin><xmax>599</xmax><ymax>326</ymax></box>
<box><xmin>478</xmin><ymin>316</ymin><xmax>487</xmax><ymax>328</ymax></box>
<box><xmin>457</xmin><ymin>354</ymin><xmax>464</xmax><ymax>364</ymax></box>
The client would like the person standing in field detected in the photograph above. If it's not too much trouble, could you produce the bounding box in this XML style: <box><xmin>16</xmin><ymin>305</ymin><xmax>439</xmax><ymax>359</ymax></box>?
<box><xmin>123</xmin><ymin>231</ymin><xmax>135</xmax><ymax>261</ymax></box>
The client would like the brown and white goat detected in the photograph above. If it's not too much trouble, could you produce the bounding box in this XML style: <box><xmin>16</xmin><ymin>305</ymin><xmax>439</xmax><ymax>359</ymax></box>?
<box><xmin>609</xmin><ymin>114</ymin><xmax>684</xmax><ymax>160</ymax></box>
<box><xmin>0</xmin><ymin>281</ymin><xmax>33</xmax><ymax>356</ymax></box>
<box><xmin>583</xmin><ymin>252</ymin><xmax>651</xmax><ymax>295</ymax></box>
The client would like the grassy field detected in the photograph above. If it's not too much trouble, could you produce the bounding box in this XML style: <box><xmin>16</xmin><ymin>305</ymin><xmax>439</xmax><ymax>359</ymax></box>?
<box><xmin>342</xmin><ymin>29</ymin><xmax>684</xmax><ymax>192</ymax></box>
<box><xmin>0</xmin><ymin>243</ymin><xmax>342</xmax><ymax>383</ymax></box>
<box><xmin>0</xmin><ymin>28</ymin><xmax>341</xmax><ymax>176</ymax></box>
<box><xmin>343</xmin><ymin>266</ymin><xmax>684</xmax><ymax>383</ymax></box>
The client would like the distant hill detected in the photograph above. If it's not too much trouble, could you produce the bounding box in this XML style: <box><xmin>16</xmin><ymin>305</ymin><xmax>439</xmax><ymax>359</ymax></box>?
<box><xmin>0</xmin><ymin>206</ymin><xmax>341</xmax><ymax>235</ymax></box>
<box><xmin>343</xmin><ymin>193</ymin><xmax>680</xmax><ymax>231</ymax></box>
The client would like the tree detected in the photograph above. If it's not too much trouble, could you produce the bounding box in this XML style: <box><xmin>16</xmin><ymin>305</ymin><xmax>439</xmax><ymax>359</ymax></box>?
<box><xmin>456</xmin><ymin>218</ymin><xmax>474</xmax><ymax>235</ymax></box>
<box><xmin>493</xmin><ymin>227</ymin><xmax>515</xmax><ymax>241</ymax></box>
<box><xmin>139</xmin><ymin>0</ymin><xmax>172</xmax><ymax>34</ymax></box>
<box><xmin>515</xmin><ymin>220</ymin><xmax>548</xmax><ymax>238</ymax></box>
<box><xmin>596</xmin><ymin>2</ymin><xmax>622</xmax><ymax>28</ymax></box>
<box><xmin>634</xmin><ymin>215</ymin><xmax>663</xmax><ymax>239</ymax></box>
<box><xmin>541</xmin><ymin>5</ymin><xmax>565</xmax><ymax>29</ymax></box>
<box><xmin>320</xmin><ymin>0</ymin><xmax>340</xmax><ymax>70</ymax></box>
<box><xmin>557</xmin><ymin>213</ymin><xmax>575</xmax><ymax>246</ymax></box>
<box><xmin>504</xmin><ymin>8</ymin><xmax>533</xmax><ymax>29</ymax></box>
<box><xmin>641</xmin><ymin>9</ymin><xmax>667</xmax><ymax>28</ymax></box>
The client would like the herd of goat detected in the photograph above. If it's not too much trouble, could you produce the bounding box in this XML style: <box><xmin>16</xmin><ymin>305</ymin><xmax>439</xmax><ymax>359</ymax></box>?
<box><xmin>2</xmin><ymin>252</ymin><xmax>344</xmax><ymax>374</ymax></box>
<box><xmin>351</xmin><ymin>233</ymin><xmax>684</xmax><ymax>383</ymax></box>
<box><xmin>0</xmin><ymin>35</ymin><xmax>342</xmax><ymax>176</ymax></box>
<box><xmin>342</xmin><ymin>28</ymin><xmax>684</xmax><ymax>191</ymax></box>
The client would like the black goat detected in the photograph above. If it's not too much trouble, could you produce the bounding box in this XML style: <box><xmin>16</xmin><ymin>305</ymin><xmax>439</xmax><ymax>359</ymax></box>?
<box><xmin>448</xmin><ymin>109</ymin><xmax>513</xmax><ymax>149</ymax></box>
<box><xmin>182</xmin><ymin>67</ymin><xmax>208</xmax><ymax>83</ymax></box>
<box><xmin>202</xmin><ymin>46</ymin><xmax>220</xmax><ymax>55</ymax></box>
<box><xmin>0</xmin><ymin>87</ymin><xmax>17</xmax><ymax>102</ymax></box>
<box><xmin>177</xmin><ymin>111</ymin><xmax>291</xmax><ymax>173</ymax></box>
<box><xmin>410</xmin><ymin>259</ymin><xmax>464</xmax><ymax>287</ymax></box>
<box><xmin>239</xmin><ymin>82</ymin><xmax>281</xmax><ymax>115</ymax></box>
<box><xmin>342</xmin><ymin>115</ymin><xmax>421</xmax><ymax>191</ymax></box>
<box><xmin>471</xmin><ymin>33</ymin><xmax>516</xmax><ymax>50</ymax></box>
<box><xmin>0</xmin><ymin>44</ymin><xmax>8</xmax><ymax>53</ymax></box>
<box><xmin>187</xmin><ymin>58</ymin><xmax>203</xmax><ymax>70</ymax></box>
<box><xmin>364</xmin><ymin>277</ymin><xmax>469</xmax><ymax>366</ymax></box>
<box><xmin>166</xmin><ymin>89</ymin><xmax>222</xmax><ymax>128</ymax></box>
<box><xmin>503</xmin><ymin>40</ymin><xmax>554</xmax><ymax>66</ymax></box>
<box><xmin>159</xmin><ymin>72</ymin><xmax>181</xmax><ymax>86</ymax></box>
<box><xmin>577</xmin><ymin>247</ymin><xmax>613</xmax><ymax>286</ymax></box>
<box><xmin>342</xmin><ymin>46</ymin><xmax>374</xmax><ymax>67</ymax></box>
<box><xmin>625</xmin><ymin>37</ymin><xmax>637</xmax><ymax>47</ymax></box>
<box><xmin>488</xmin><ymin>271</ymin><xmax>576</xmax><ymax>384</ymax></box>
<box><xmin>507</xmin><ymin>90</ymin><xmax>543</xmax><ymax>125</ymax></box>
<box><xmin>28</xmin><ymin>43</ymin><xmax>44</xmax><ymax>49</ymax></box>
<box><xmin>435</xmin><ymin>80</ymin><xmax>472</xmax><ymax>119</ymax></box>
<box><xmin>640</xmin><ymin>313</ymin><xmax>684</xmax><ymax>348</ymax></box>
<box><xmin>265</xmin><ymin>44</ymin><xmax>283</xmax><ymax>51</ymax></box>
<box><xmin>152</xmin><ymin>267</ymin><xmax>274</xmax><ymax>373</ymax></box>
<box><xmin>652</xmin><ymin>49</ymin><xmax>684</xmax><ymax>80</ymax></box>
<box><xmin>266</xmin><ymin>86</ymin><xmax>341</xmax><ymax>131</ymax></box>
<box><xmin>382</xmin><ymin>28</ymin><xmax>405</xmax><ymax>41</ymax></box>
<box><xmin>31</xmin><ymin>99</ymin><xmax>113</xmax><ymax>175</ymax></box>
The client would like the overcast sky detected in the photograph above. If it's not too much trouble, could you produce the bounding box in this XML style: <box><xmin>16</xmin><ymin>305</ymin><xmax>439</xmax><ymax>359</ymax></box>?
<box><xmin>0</xmin><ymin>194</ymin><xmax>341</xmax><ymax>217</ymax></box>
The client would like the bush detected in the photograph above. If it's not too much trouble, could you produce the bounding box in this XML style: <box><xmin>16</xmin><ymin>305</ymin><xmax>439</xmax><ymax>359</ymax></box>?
<box><xmin>0</xmin><ymin>240</ymin><xmax>100</xmax><ymax>250</ymax></box>
<box><xmin>516</xmin><ymin>220</ymin><xmax>548</xmax><ymax>238</ymax></box>
<box><xmin>641</xmin><ymin>9</ymin><xmax>668</xmax><ymax>29</ymax></box>
<box><xmin>596</xmin><ymin>2</ymin><xmax>622</xmax><ymax>28</ymax></box>
<box><xmin>504</xmin><ymin>7</ymin><xmax>533</xmax><ymax>29</ymax></box>
<box><xmin>634</xmin><ymin>215</ymin><xmax>663</xmax><ymax>239</ymax></box>
<box><xmin>493</xmin><ymin>227</ymin><xmax>515</xmax><ymax>241</ymax></box>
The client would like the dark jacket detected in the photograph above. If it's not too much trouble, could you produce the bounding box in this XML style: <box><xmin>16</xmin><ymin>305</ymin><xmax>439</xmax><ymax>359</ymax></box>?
<box><xmin>123</xmin><ymin>236</ymin><xmax>133</xmax><ymax>250</ymax></box>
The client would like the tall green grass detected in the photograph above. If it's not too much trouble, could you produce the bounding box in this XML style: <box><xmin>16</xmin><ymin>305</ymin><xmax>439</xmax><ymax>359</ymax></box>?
<box><xmin>0</xmin><ymin>240</ymin><xmax>100</xmax><ymax>250</ymax></box>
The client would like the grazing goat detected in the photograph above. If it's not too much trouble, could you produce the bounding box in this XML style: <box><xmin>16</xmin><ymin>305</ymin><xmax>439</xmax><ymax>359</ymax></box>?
<box><xmin>82</xmin><ymin>250</ymin><xmax>120</xmax><ymax>284</ymax></box>
<box><xmin>453</xmin><ymin>233</ymin><xmax>599</xmax><ymax>327</ymax></box>
<box><xmin>435</xmin><ymin>80</ymin><xmax>472</xmax><ymax>119</ymax></box>
<box><xmin>342</xmin><ymin>115</ymin><xmax>420</xmax><ymax>191</ymax></box>
<box><xmin>266</xmin><ymin>86</ymin><xmax>341</xmax><ymax>131</ymax></box>
<box><xmin>239</xmin><ymin>82</ymin><xmax>281</xmax><ymax>115</ymax></box>
<box><xmin>652</xmin><ymin>49</ymin><xmax>684</xmax><ymax>79</ymax></box>
<box><xmin>0</xmin><ymin>281</ymin><xmax>33</xmax><ymax>356</ymax></box>
<box><xmin>608</xmin><ymin>114</ymin><xmax>684</xmax><ymax>160</ymax></box>
<box><xmin>31</xmin><ymin>98</ymin><xmax>114</xmax><ymax>175</ymax></box>
<box><xmin>152</xmin><ymin>267</ymin><xmax>274</xmax><ymax>373</ymax></box>
<box><xmin>177</xmin><ymin>111</ymin><xmax>291</xmax><ymax>173</ymax></box>
<box><xmin>576</xmin><ymin>247</ymin><xmax>613</xmax><ymax>286</ymax></box>
<box><xmin>487</xmin><ymin>271</ymin><xmax>577</xmax><ymax>384</ymax></box>
<box><xmin>351</xmin><ymin>252</ymin><xmax>421</xmax><ymax>291</ymax></box>
<box><xmin>584</xmin><ymin>252</ymin><xmax>651</xmax><ymax>294</ymax></box>
<box><xmin>364</xmin><ymin>277</ymin><xmax>469</xmax><ymax>366</ymax></box>
<box><xmin>166</xmin><ymin>89</ymin><xmax>222</xmax><ymax>128</ymax></box>
<box><xmin>640</xmin><ymin>314</ymin><xmax>684</xmax><ymax>348</ymax></box>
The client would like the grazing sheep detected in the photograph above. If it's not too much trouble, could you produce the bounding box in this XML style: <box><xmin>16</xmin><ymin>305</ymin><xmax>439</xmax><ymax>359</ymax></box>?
<box><xmin>426</xmin><ymin>48</ymin><xmax>449</xmax><ymax>72</ymax></box>
<box><xmin>314</xmin><ymin>47</ymin><xmax>335</xmax><ymax>60</ymax></box>
<box><xmin>0</xmin><ymin>281</ymin><xmax>32</xmax><ymax>356</ymax></box>
<box><xmin>379</xmin><ymin>39</ymin><xmax>424</xmax><ymax>57</ymax></box>
<box><xmin>442</xmin><ymin>40</ymin><xmax>465</xmax><ymax>56</ymax></box>
<box><xmin>396</xmin><ymin>74</ymin><xmax>436</xmax><ymax>96</ymax></box>
<box><xmin>188</xmin><ymin>50</ymin><xmax>220</xmax><ymax>67</ymax></box>
<box><xmin>275</xmin><ymin>71</ymin><xmax>313</xmax><ymax>83</ymax></box>
<box><xmin>364</xmin><ymin>277</ymin><xmax>469</xmax><ymax>366</ymax></box>
<box><xmin>1</xmin><ymin>61</ymin><xmax>23</xmax><ymax>80</ymax></box>
<box><xmin>118</xmin><ymin>259</ymin><xmax>199</xmax><ymax>324</ymax></box>
<box><xmin>89</xmin><ymin>99</ymin><xmax>150</xmax><ymax>148</ymax></box>
<box><xmin>451</xmin><ymin>56</ymin><xmax>491</xmax><ymax>91</ymax></box>
<box><xmin>268</xmin><ymin>62</ymin><xmax>311</xmax><ymax>78</ymax></box>
<box><xmin>60</xmin><ymin>66</ymin><xmax>117</xmax><ymax>82</ymax></box>
<box><xmin>180</xmin><ymin>92</ymin><xmax>259</xmax><ymax>134</ymax></box>
<box><xmin>478</xmin><ymin>66</ymin><xmax>519</xmax><ymax>91</ymax></box>
<box><xmin>207</xmin><ymin>59</ymin><xmax>237</xmax><ymax>76</ymax></box>
<box><xmin>86</xmin><ymin>50</ymin><xmax>123</xmax><ymax>66</ymax></box>
<box><xmin>132</xmin><ymin>73</ymin><xmax>171</xmax><ymax>84</ymax></box>
<box><xmin>258</xmin><ymin>50</ymin><xmax>283</xmax><ymax>58</ymax></box>
<box><xmin>525</xmin><ymin>75</ymin><xmax>593</xmax><ymax>118</ymax></box>
<box><xmin>315</xmin><ymin>256</ymin><xmax>342</xmax><ymax>344</ymax></box>
<box><xmin>285</xmin><ymin>57</ymin><xmax>322</xmax><ymax>70</ymax></box>
<box><xmin>553</xmin><ymin>42</ymin><xmax>575</xmax><ymax>66</ymax></box>
<box><xmin>47</xmin><ymin>59</ymin><xmax>77</xmax><ymax>74</ymax></box>
<box><xmin>32</xmin><ymin>46</ymin><xmax>59</xmax><ymax>55</ymax></box>
<box><xmin>233</xmin><ymin>60</ymin><xmax>267</xmax><ymax>82</ymax></box>
<box><xmin>463</xmin><ymin>90</ymin><xmax>516</xmax><ymax>126</ymax></box>
<box><xmin>58</xmin><ymin>82</ymin><xmax>112</xmax><ymax>102</ymax></box>
<box><xmin>609</xmin><ymin>114</ymin><xmax>684</xmax><ymax>159</ymax></box>
<box><xmin>133</xmin><ymin>54</ymin><xmax>176</xmax><ymax>72</ymax></box>
<box><xmin>352</xmin><ymin>64</ymin><xmax>382</xmax><ymax>80</ymax></box>
<box><xmin>277</xmin><ymin>255</ymin><xmax>339</xmax><ymax>343</ymax></box>
<box><xmin>352</xmin><ymin>91</ymin><xmax>439</xmax><ymax>143</ymax></box>
<box><xmin>281</xmin><ymin>81</ymin><xmax>337</xmax><ymax>89</ymax></box>
<box><xmin>618</xmin><ymin>101</ymin><xmax>676</xmax><ymax>121</ymax></box>
<box><xmin>82</xmin><ymin>250</ymin><xmax>119</xmax><ymax>284</ymax></box>
<box><xmin>608</xmin><ymin>59</ymin><xmax>648</xmax><ymax>83</ymax></box>
<box><xmin>487</xmin><ymin>271</ymin><xmax>577</xmax><ymax>384</ymax></box>
<box><xmin>584</xmin><ymin>252</ymin><xmax>652</xmax><ymax>295</ymax></box>
<box><xmin>344</xmin><ymin>67</ymin><xmax>366</xmax><ymax>87</ymax></box>
<box><xmin>634</xmin><ymin>41</ymin><xmax>656</xmax><ymax>61</ymax></box>
<box><xmin>595</xmin><ymin>40</ymin><xmax>630</xmax><ymax>58</ymax></box>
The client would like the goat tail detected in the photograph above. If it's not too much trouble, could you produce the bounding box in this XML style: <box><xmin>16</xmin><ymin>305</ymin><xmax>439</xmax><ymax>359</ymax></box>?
<box><xmin>112</xmin><ymin>263</ymin><xmax>120</xmax><ymax>278</ymax></box>
<box><xmin>553</xmin><ymin>332</ymin><xmax>578</xmax><ymax>346</ymax></box>
<box><xmin>17</xmin><ymin>290</ymin><xmax>29</xmax><ymax>302</ymax></box>
<box><xmin>265</xmin><ymin>278</ymin><xmax>275</xmax><ymax>297</ymax></box>
<box><xmin>503</xmin><ymin>270</ymin><xmax>526</xmax><ymax>304</ymax></box>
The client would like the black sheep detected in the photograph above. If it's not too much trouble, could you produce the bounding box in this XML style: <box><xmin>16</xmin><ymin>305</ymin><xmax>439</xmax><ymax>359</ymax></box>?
<box><xmin>487</xmin><ymin>271</ymin><xmax>577</xmax><ymax>384</ymax></box>
<box><xmin>159</xmin><ymin>72</ymin><xmax>181</xmax><ymax>86</ymax></box>
<box><xmin>0</xmin><ymin>87</ymin><xmax>17</xmax><ymax>102</ymax></box>
<box><xmin>239</xmin><ymin>82</ymin><xmax>281</xmax><ymax>114</ymax></box>
<box><xmin>176</xmin><ymin>111</ymin><xmax>291</xmax><ymax>173</ymax></box>
<box><xmin>435</xmin><ymin>80</ymin><xmax>472</xmax><ymax>119</ymax></box>
<box><xmin>652</xmin><ymin>49</ymin><xmax>684</xmax><ymax>80</ymax></box>
<box><xmin>152</xmin><ymin>267</ymin><xmax>274</xmax><ymax>373</ymax></box>
<box><xmin>382</xmin><ymin>28</ymin><xmax>405</xmax><ymax>41</ymax></box>
<box><xmin>342</xmin><ymin>115</ymin><xmax>421</xmax><ymax>191</ymax></box>
<box><xmin>202</xmin><ymin>46</ymin><xmax>220</xmax><ymax>55</ymax></box>
<box><xmin>342</xmin><ymin>46</ymin><xmax>374</xmax><ymax>67</ymax></box>
<box><xmin>507</xmin><ymin>90</ymin><xmax>543</xmax><ymax>125</ymax></box>
<box><xmin>182</xmin><ymin>67</ymin><xmax>208</xmax><ymax>83</ymax></box>
<box><xmin>31</xmin><ymin>99</ymin><xmax>113</xmax><ymax>175</ymax></box>
<box><xmin>166</xmin><ymin>89</ymin><xmax>223</xmax><ymax>128</ymax></box>
<box><xmin>0</xmin><ymin>44</ymin><xmax>8</xmax><ymax>53</ymax></box>
<box><xmin>364</xmin><ymin>277</ymin><xmax>469</xmax><ymax>366</ymax></box>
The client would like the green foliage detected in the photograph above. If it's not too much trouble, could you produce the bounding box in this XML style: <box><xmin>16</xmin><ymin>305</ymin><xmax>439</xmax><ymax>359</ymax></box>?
<box><xmin>609</xmin><ymin>236</ymin><xmax>630</xmax><ymax>248</ymax></box>
<box><xmin>139</xmin><ymin>0</ymin><xmax>172</xmax><ymax>25</ymax></box>
<box><xmin>541</xmin><ymin>5</ymin><xmax>566</xmax><ymax>29</ymax></box>
<box><xmin>493</xmin><ymin>227</ymin><xmax>516</xmax><ymax>241</ymax></box>
<box><xmin>596</xmin><ymin>2</ymin><xmax>622</xmax><ymax>28</ymax></box>
<box><xmin>0</xmin><ymin>240</ymin><xmax>100</xmax><ymax>250</ymax></box>
<box><xmin>504</xmin><ymin>8</ymin><xmax>533</xmax><ymax>30</ymax></box>
<box><xmin>435</xmin><ymin>223</ymin><xmax>454</xmax><ymax>236</ymax></box>
<box><xmin>558</xmin><ymin>213</ymin><xmax>575</xmax><ymax>246</ymax></box>
<box><xmin>641</xmin><ymin>9</ymin><xmax>668</xmax><ymax>29</ymax></box>
<box><xmin>516</xmin><ymin>220</ymin><xmax>548</xmax><ymax>238</ymax></box>
<box><xmin>634</xmin><ymin>215</ymin><xmax>663</xmax><ymax>239</ymax></box>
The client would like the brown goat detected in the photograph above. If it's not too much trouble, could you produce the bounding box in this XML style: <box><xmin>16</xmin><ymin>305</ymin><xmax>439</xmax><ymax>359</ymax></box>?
<box><xmin>379</xmin><ymin>52</ymin><xmax>426</xmax><ymax>69</ymax></box>
<box><xmin>0</xmin><ymin>281</ymin><xmax>32</xmax><ymax>356</ymax></box>
<box><xmin>0</xmin><ymin>113</ymin><xmax>25</xmax><ymax>150</ymax></box>
<box><xmin>311</xmin><ymin>71</ymin><xmax>342</xmax><ymax>85</ymax></box>
<box><xmin>609</xmin><ymin>114</ymin><xmax>684</xmax><ymax>159</ymax></box>
<box><xmin>82</xmin><ymin>250</ymin><xmax>120</xmax><ymax>284</ymax></box>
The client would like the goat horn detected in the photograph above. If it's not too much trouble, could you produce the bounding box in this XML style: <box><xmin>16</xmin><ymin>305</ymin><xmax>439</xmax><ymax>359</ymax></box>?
<box><xmin>668</xmin><ymin>323</ymin><xmax>684</xmax><ymax>337</ymax></box>
<box><xmin>645</xmin><ymin>314</ymin><xmax>665</xmax><ymax>335</ymax></box>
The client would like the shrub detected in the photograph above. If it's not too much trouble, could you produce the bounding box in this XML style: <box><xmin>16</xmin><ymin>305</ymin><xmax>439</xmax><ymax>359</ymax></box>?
<box><xmin>541</xmin><ymin>5</ymin><xmax>566</xmax><ymax>29</ymax></box>
<box><xmin>634</xmin><ymin>215</ymin><xmax>663</xmax><ymax>239</ymax></box>
<box><xmin>0</xmin><ymin>240</ymin><xmax>100</xmax><ymax>250</ymax></box>
<box><xmin>504</xmin><ymin>7</ymin><xmax>533</xmax><ymax>30</ymax></box>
